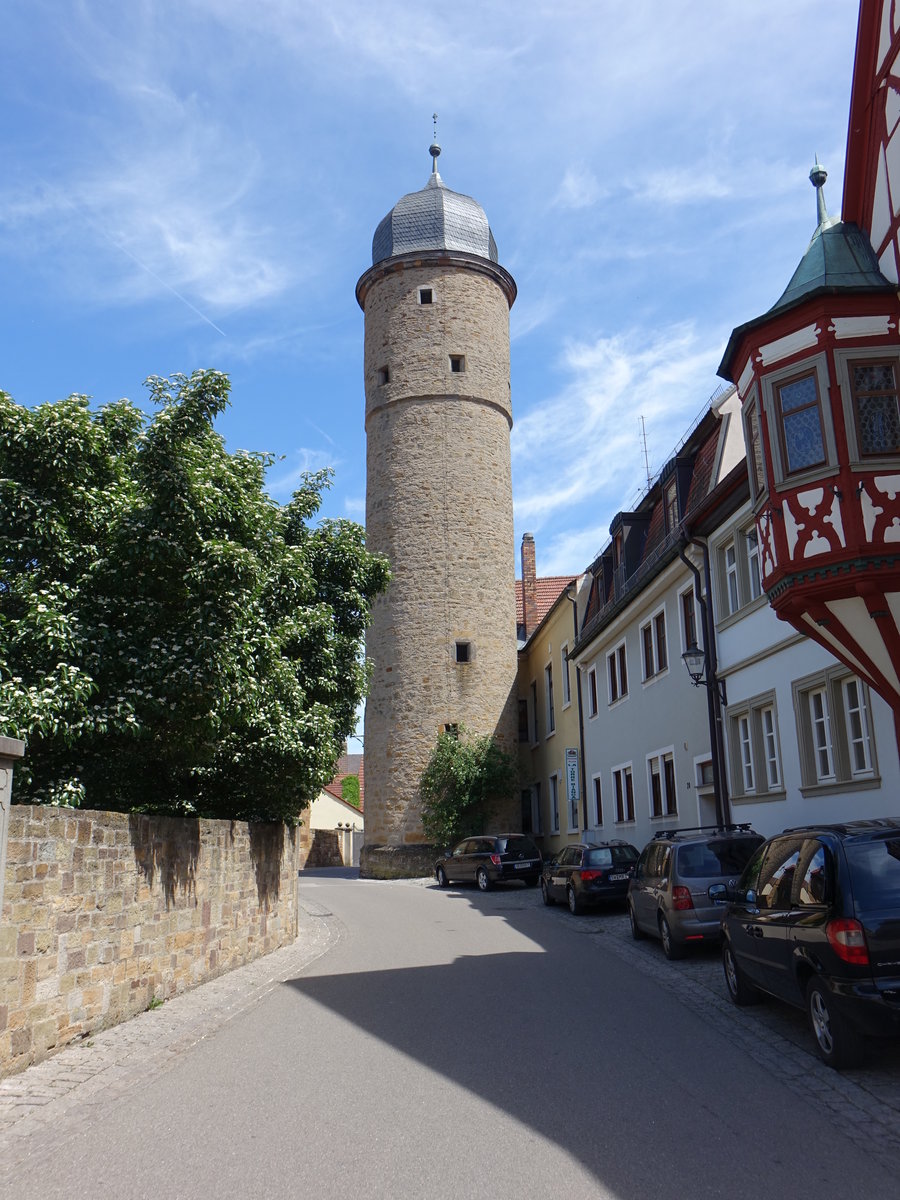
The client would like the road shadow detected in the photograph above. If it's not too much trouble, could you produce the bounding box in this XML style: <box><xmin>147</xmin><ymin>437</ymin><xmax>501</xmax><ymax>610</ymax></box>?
<box><xmin>283</xmin><ymin>878</ymin><xmax>898</xmax><ymax>1197</ymax></box>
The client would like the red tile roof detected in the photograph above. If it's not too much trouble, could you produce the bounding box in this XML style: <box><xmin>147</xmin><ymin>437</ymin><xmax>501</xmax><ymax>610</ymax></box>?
<box><xmin>325</xmin><ymin>754</ymin><xmax>364</xmax><ymax>813</ymax></box>
<box><xmin>515</xmin><ymin>576</ymin><xmax>574</xmax><ymax>630</ymax></box>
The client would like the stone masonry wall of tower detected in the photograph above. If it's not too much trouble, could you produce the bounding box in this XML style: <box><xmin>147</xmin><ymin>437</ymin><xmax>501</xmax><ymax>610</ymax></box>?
<box><xmin>362</xmin><ymin>262</ymin><xmax>519</xmax><ymax>864</ymax></box>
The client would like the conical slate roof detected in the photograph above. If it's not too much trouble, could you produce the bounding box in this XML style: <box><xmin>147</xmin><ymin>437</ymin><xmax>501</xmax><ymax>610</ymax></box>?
<box><xmin>719</xmin><ymin>163</ymin><xmax>895</xmax><ymax>380</ymax></box>
<box><xmin>372</xmin><ymin>153</ymin><xmax>498</xmax><ymax>266</ymax></box>
<box><xmin>769</xmin><ymin>164</ymin><xmax>892</xmax><ymax>315</ymax></box>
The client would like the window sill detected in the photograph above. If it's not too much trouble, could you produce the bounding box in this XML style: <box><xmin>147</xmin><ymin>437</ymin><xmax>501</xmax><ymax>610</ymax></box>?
<box><xmin>731</xmin><ymin>790</ymin><xmax>786</xmax><ymax>805</ymax></box>
<box><xmin>798</xmin><ymin>776</ymin><xmax>881</xmax><ymax>799</ymax></box>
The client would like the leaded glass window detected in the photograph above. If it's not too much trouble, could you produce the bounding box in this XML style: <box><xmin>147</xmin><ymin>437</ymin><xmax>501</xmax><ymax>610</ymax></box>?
<box><xmin>777</xmin><ymin>372</ymin><xmax>826</xmax><ymax>474</ymax></box>
<box><xmin>850</xmin><ymin>360</ymin><xmax>900</xmax><ymax>456</ymax></box>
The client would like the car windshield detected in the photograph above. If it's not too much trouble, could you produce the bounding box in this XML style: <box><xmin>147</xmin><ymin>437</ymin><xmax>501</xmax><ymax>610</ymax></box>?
<box><xmin>586</xmin><ymin>846</ymin><xmax>637</xmax><ymax>868</ymax></box>
<box><xmin>677</xmin><ymin>838</ymin><xmax>763</xmax><ymax>879</ymax></box>
<box><xmin>846</xmin><ymin>838</ymin><xmax>900</xmax><ymax>911</ymax></box>
<box><xmin>498</xmin><ymin>837</ymin><xmax>539</xmax><ymax>858</ymax></box>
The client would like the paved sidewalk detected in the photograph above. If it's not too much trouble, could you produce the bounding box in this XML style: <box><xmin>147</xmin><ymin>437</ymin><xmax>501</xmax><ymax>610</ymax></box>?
<box><xmin>0</xmin><ymin>891</ymin><xmax>340</xmax><ymax>1167</ymax></box>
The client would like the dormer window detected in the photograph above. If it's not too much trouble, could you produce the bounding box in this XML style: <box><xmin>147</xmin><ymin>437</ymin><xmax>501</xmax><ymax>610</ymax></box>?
<box><xmin>664</xmin><ymin>480</ymin><xmax>678</xmax><ymax>532</ymax></box>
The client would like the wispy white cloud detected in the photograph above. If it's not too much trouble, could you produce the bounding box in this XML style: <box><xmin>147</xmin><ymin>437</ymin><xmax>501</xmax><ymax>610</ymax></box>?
<box><xmin>512</xmin><ymin>323</ymin><xmax>723</xmax><ymax>544</ymax></box>
<box><xmin>267</xmin><ymin>447</ymin><xmax>339</xmax><ymax>502</ymax></box>
<box><xmin>344</xmin><ymin>496</ymin><xmax>365</xmax><ymax>518</ymax></box>
<box><xmin>553</xmin><ymin>165</ymin><xmax>606</xmax><ymax>210</ymax></box>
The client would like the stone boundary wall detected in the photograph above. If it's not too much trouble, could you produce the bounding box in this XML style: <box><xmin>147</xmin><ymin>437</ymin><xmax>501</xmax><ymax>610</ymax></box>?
<box><xmin>0</xmin><ymin>806</ymin><xmax>299</xmax><ymax>1076</ymax></box>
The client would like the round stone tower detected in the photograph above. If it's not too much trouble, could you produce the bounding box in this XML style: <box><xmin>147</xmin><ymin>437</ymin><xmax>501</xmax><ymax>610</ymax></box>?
<box><xmin>356</xmin><ymin>145</ymin><xmax>519</xmax><ymax>878</ymax></box>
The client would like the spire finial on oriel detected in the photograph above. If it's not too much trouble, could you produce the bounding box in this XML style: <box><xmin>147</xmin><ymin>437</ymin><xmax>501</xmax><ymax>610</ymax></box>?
<box><xmin>810</xmin><ymin>154</ymin><xmax>830</xmax><ymax>228</ymax></box>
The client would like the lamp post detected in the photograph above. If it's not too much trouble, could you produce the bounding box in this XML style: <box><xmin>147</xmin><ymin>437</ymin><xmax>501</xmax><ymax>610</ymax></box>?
<box><xmin>681</xmin><ymin>645</ymin><xmax>727</xmax><ymax>707</ymax></box>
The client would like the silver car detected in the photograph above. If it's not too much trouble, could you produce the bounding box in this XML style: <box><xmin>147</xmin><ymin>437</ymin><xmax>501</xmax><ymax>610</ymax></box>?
<box><xmin>627</xmin><ymin>825</ymin><xmax>764</xmax><ymax>960</ymax></box>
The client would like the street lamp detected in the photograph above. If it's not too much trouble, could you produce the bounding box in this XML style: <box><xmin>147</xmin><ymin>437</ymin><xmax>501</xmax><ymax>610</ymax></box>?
<box><xmin>681</xmin><ymin>644</ymin><xmax>727</xmax><ymax>708</ymax></box>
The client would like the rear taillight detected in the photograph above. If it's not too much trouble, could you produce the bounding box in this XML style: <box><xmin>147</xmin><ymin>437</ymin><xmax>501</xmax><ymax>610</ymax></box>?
<box><xmin>672</xmin><ymin>885</ymin><xmax>694</xmax><ymax>911</ymax></box>
<box><xmin>826</xmin><ymin>918</ymin><xmax>869</xmax><ymax>965</ymax></box>
<box><xmin>580</xmin><ymin>870</ymin><xmax>602</xmax><ymax>882</ymax></box>
<box><xmin>489</xmin><ymin>854</ymin><xmax>501</xmax><ymax>866</ymax></box>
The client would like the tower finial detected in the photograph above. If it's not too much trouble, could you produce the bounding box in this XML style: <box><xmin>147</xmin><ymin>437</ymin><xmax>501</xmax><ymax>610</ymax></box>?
<box><xmin>429</xmin><ymin>112</ymin><xmax>441</xmax><ymax>174</ymax></box>
<box><xmin>810</xmin><ymin>155</ymin><xmax>829</xmax><ymax>228</ymax></box>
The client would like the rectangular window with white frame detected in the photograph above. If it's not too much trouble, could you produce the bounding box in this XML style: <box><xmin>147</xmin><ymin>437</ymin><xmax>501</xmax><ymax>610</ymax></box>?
<box><xmin>718</xmin><ymin>521</ymin><xmax>768</xmax><ymax>619</ymax></box>
<box><xmin>793</xmin><ymin>669</ymin><xmax>877</xmax><ymax>792</ymax></box>
<box><xmin>561</xmin><ymin>644</ymin><xmax>571</xmax><ymax>707</ymax></box>
<box><xmin>680</xmin><ymin>587</ymin><xmax>699</xmax><ymax>652</ymax></box>
<box><xmin>545</xmin><ymin>663</ymin><xmax>555</xmax><ymax>736</ymax></box>
<box><xmin>725</xmin><ymin>541</ymin><xmax>739</xmax><ymax>615</ymax></box>
<box><xmin>549</xmin><ymin>774</ymin><xmax>560</xmax><ymax>834</ymax></box>
<box><xmin>591</xmin><ymin>774</ymin><xmax>603</xmax><ymax>828</ymax></box>
<box><xmin>842</xmin><ymin>677</ymin><xmax>873</xmax><ymax>777</ymax></box>
<box><xmin>746</xmin><ymin>527</ymin><xmax>763</xmax><ymax>600</ymax></box>
<box><xmin>587</xmin><ymin>666</ymin><xmax>598</xmax><ymax>717</ymax></box>
<box><xmin>647</xmin><ymin>749</ymin><xmax>677</xmax><ymax>818</ymax></box>
<box><xmin>641</xmin><ymin>606</ymin><xmax>668</xmax><ymax>681</ymax></box>
<box><xmin>607</xmin><ymin>640</ymin><xmax>628</xmax><ymax>704</ymax></box>
<box><xmin>612</xmin><ymin>763</ymin><xmax>635</xmax><ymax>823</ymax></box>
<box><xmin>727</xmin><ymin>692</ymin><xmax>784</xmax><ymax>801</ymax></box>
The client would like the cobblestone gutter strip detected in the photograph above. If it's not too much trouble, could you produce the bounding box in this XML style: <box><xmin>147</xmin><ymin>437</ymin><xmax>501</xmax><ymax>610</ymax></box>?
<box><xmin>0</xmin><ymin>898</ymin><xmax>341</xmax><ymax>1168</ymax></box>
<box><xmin>592</xmin><ymin>921</ymin><xmax>900</xmax><ymax>1170</ymax></box>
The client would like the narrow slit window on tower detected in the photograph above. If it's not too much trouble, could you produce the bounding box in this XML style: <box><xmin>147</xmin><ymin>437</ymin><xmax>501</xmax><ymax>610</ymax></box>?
<box><xmin>449</xmin><ymin>354</ymin><xmax>466</xmax><ymax>374</ymax></box>
<box><xmin>418</xmin><ymin>287</ymin><xmax>434</xmax><ymax>305</ymax></box>
<box><xmin>377</xmin><ymin>365</ymin><xmax>390</xmax><ymax>386</ymax></box>
<box><xmin>455</xmin><ymin>640</ymin><xmax>472</xmax><ymax>664</ymax></box>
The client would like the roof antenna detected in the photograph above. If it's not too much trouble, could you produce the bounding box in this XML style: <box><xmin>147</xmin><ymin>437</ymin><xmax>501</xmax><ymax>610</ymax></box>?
<box><xmin>640</xmin><ymin>415</ymin><xmax>652</xmax><ymax>492</ymax></box>
<box><xmin>430</xmin><ymin>112</ymin><xmax>441</xmax><ymax>175</ymax></box>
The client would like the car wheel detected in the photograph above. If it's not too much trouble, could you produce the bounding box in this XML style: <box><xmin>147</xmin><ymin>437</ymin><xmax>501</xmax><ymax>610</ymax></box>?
<box><xmin>659</xmin><ymin>914</ymin><xmax>685</xmax><ymax>960</ymax></box>
<box><xmin>806</xmin><ymin>978</ymin><xmax>865</xmax><ymax>1070</ymax></box>
<box><xmin>476</xmin><ymin>866</ymin><xmax>491</xmax><ymax>892</ymax></box>
<box><xmin>567</xmin><ymin>884</ymin><xmax>583</xmax><ymax>916</ymax></box>
<box><xmin>723</xmin><ymin>941</ymin><xmax>760</xmax><ymax>1006</ymax></box>
<box><xmin>541</xmin><ymin>878</ymin><xmax>555</xmax><ymax>906</ymax></box>
<box><xmin>628</xmin><ymin>900</ymin><xmax>645</xmax><ymax>940</ymax></box>
<box><xmin>436</xmin><ymin>865</ymin><xmax>448</xmax><ymax>888</ymax></box>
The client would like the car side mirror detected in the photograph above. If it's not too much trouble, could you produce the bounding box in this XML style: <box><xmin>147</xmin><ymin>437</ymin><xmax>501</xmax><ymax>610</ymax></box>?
<box><xmin>708</xmin><ymin>883</ymin><xmax>728</xmax><ymax>904</ymax></box>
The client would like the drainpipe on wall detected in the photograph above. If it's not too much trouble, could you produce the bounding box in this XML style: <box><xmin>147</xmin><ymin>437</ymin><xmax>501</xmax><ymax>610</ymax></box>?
<box><xmin>677</xmin><ymin>542</ymin><xmax>731</xmax><ymax>828</ymax></box>
<box><xmin>567</xmin><ymin>584</ymin><xmax>589</xmax><ymax>836</ymax></box>
<box><xmin>0</xmin><ymin>737</ymin><xmax>25</xmax><ymax>919</ymax></box>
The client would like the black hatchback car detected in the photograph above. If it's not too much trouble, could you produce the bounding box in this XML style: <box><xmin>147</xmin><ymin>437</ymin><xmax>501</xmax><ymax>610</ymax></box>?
<box><xmin>714</xmin><ymin>819</ymin><xmax>900</xmax><ymax>1069</ymax></box>
<box><xmin>541</xmin><ymin>841</ymin><xmax>639</xmax><ymax>914</ymax></box>
<box><xmin>435</xmin><ymin>835</ymin><xmax>542</xmax><ymax>891</ymax></box>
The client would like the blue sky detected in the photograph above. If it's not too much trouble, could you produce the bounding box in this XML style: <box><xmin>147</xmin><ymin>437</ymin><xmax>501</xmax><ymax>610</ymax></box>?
<box><xmin>2</xmin><ymin>1</ymin><xmax>860</xmax><ymax>581</ymax></box>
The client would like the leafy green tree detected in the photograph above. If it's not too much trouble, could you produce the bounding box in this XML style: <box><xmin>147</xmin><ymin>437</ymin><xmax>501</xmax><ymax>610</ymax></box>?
<box><xmin>340</xmin><ymin>774</ymin><xmax>361</xmax><ymax>809</ymax></box>
<box><xmin>0</xmin><ymin>370</ymin><xmax>390</xmax><ymax>821</ymax></box>
<box><xmin>419</xmin><ymin>727</ymin><xmax>518</xmax><ymax>850</ymax></box>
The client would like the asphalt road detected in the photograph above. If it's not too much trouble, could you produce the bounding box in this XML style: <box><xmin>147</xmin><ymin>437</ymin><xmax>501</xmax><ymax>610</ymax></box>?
<box><xmin>4</xmin><ymin>870</ymin><xmax>900</xmax><ymax>1198</ymax></box>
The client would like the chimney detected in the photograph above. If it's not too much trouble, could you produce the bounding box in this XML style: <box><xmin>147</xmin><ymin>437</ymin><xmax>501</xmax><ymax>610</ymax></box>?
<box><xmin>521</xmin><ymin>533</ymin><xmax>537</xmax><ymax>638</ymax></box>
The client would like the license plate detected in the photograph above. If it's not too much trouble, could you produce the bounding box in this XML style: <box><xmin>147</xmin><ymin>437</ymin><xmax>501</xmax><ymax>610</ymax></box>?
<box><xmin>514</xmin><ymin>861</ymin><xmax>534</xmax><ymax>869</ymax></box>
<box><xmin>609</xmin><ymin>873</ymin><xmax>627</xmax><ymax>881</ymax></box>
